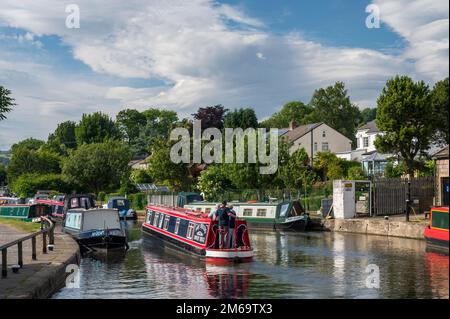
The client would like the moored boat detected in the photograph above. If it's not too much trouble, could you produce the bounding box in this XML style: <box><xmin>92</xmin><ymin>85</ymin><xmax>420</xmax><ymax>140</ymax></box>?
<box><xmin>62</xmin><ymin>208</ymin><xmax>128</xmax><ymax>252</ymax></box>
<box><xmin>424</xmin><ymin>206</ymin><xmax>449</xmax><ymax>254</ymax></box>
<box><xmin>104</xmin><ymin>196</ymin><xmax>137</xmax><ymax>220</ymax></box>
<box><xmin>141</xmin><ymin>205</ymin><xmax>253</xmax><ymax>263</ymax></box>
<box><xmin>0</xmin><ymin>201</ymin><xmax>51</xmax><ymax>222</ymax></box>
<box><xmin>184</xmin><ymin>200</ymin><xmax>310</xmax><ymax>231</ymax></box>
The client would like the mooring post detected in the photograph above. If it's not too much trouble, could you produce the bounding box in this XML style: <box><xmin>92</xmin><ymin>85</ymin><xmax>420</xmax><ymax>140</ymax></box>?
<box><xmin>406</xmin><ymin>181</ymin><xmax>411</xmax><ymax>222</ymax></box>
<box><xmin>2</xmin><ymin>248</ymin><xmax>7</xmax><ymax>278</ymax></box>
<box><xmin>31</xmin><ymin>236</ymin><xmax>37</xmax><ymax>260</ymax></box>
<box><xmin>42</xmin><ymin>233</ymin><xmax>47</xmax><ymax>254</ymax></box>
<box><xmin>17</xmin><ymin>241</ymin><xmax>23</xmax><ymax>268</ymax></box>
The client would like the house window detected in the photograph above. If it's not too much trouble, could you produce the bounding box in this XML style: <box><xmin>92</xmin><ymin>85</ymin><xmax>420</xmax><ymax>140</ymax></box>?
<box><xmin>243</xmin><ymin>209</ymin><xmax>253</xmax><ymax>216</ymax></box>
<box><xmin>322</xmin><ymin>131</ymin><xmax>326</xmax><ymax>138</ymax></box>
<box><xmin>357</xmin><ymin>138</ymin><xmax>360</xmax><ymax>149</ymax></box>
<box><xmin>322</xmin><ymin>142</ymin><xmax>329</xmax><ymax>151</ymax></box>
<box><xmin>153</xmin><ymin>213</ymin><xmax>160</xmax><ymax>226</ymax></box>
<box><xmin>174</xmin><ymin>218</ymin><xmax>180</xmax><ymax>234</ymax></box>
<box><xmin>163</xmin><ymin>215</ymin><xmax>170</xmax><ymax>230</ymax></box>
<box><xmin>186</xmin><ymin>222</ymin><xmax>195</xmax><ymax>239</ymax></box>
<box><xmin>314</xmin><ymin>142</ymin><xmax>318</xmax><ymax>151</ymax></box>
<box><xmin>257</xmin><ymin>209</ymin><xmax>267</xmax><ymax>217</ymax></box>
<box><xmin>363</xmin><ymin>137</ymin><xmax>369</xmax><ymax>148</ymax></box>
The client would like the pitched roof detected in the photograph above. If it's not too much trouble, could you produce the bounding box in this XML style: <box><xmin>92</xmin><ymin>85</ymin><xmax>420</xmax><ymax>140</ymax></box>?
<box><xmin>432</xmin><ymin>145</ymin><xmax>449</xmax><ymax>159</ymax></box>
<box><xmin>283</xmin><ymin>122</ymin><xmax>323</xmax><ymax>141</ymax></box>
<box><xmin>358</xmin><ymin>120</ymin><xmax>380</xmax><ymax>133</ymax></box>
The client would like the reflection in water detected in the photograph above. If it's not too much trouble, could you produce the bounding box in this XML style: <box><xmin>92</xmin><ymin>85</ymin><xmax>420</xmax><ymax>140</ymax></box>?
<box><xmin>53</xmin><ymin>222</ymin><xmax>449</xmax><ymax>299</ymax></box>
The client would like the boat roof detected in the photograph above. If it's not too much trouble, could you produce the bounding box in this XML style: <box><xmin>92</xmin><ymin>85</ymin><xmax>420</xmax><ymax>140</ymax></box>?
<box><xmin>185</xmin><ymin>201</ymin><xmax>289</xmax><ymax>207</ymax></box>
<box><xmin>147</xmin><ymin>204</ymin><xmax>211</xmax><ymax>222</ymax></box>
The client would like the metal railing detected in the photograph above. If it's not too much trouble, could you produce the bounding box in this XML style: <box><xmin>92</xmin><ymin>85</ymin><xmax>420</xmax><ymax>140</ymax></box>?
<box><xmin>0</xmin><ymin>216</ymin><xmax>55</xmax><ymax>278</ymax></box>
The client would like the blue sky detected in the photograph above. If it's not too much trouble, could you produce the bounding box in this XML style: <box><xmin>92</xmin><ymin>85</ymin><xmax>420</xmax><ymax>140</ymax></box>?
<box><xmin>0</xmin><ymin>0</ymin><xmax>448</xmax><ymax>150</ymax></box>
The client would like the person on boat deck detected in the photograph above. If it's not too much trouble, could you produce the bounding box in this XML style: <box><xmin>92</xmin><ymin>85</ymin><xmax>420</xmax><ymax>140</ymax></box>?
<box><xmin>226</xmin><ymin>205</ymin><xmax>237</xmax><ymax>249</ymax></box>
<box><xmin>217</xmin><ymin>201</ymin><xmax>230</xmax><ymax>249</ymax></box>
<box><xmin>208</xmin><ymin>204</ymin><xmax>220</xmax><ymax>220</ymax></box>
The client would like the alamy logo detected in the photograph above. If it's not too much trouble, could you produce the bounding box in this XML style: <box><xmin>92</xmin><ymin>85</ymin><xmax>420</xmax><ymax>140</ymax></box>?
<box><xmin>65</xmin><ymin>4</ymin><xmax>80</xmax><ymax>29</ymax></box>
<box><xmin>365</xmin><ymin>264</ymin><xmax>380</xmax><ymax>289</ymax></box>
<box><xmin>365</xmin><ymin>4</ymin><xmax>380</xmax><ymax>29</ymax></box>
<box><xmin>170</xmin><ymin>120</ymin><xmax>279</xmax><ymax>174</ymax></box>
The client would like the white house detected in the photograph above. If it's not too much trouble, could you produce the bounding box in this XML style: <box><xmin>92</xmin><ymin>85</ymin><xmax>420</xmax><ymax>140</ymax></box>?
<box><xmin>280</xmin><ymin>122</ymin><xmax>353</xmax><ymax>163</ymax></box>
<box><xmin>355</xmin><ymin>120</ymin><xmax>384</xmax><ymax>153</ymax></box>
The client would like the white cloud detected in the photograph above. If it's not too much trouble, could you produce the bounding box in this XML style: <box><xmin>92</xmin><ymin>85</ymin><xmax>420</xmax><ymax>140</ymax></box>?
<box><xmin>0</xmin><ymin>0</ymin><xmax>448</xmax><ymax>149</ymax></box>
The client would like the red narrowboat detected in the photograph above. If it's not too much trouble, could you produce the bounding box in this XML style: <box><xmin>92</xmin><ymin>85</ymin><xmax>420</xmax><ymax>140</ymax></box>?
<box><xmin>141</xmin><ymin>205</ymin><xmax>253</xmax><ymax>263</ymax></box>
<box><xmin>424</xmin><ymin>207</ymin><xmax>449</xmax><ymax>254</ymax></box>
<box><xmin>36</xmin><ymin>198</ymin><xmax>65</xmax><ymax>220</ymax></box>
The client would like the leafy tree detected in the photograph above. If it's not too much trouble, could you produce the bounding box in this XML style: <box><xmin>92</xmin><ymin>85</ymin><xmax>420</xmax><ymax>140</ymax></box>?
<box><xmin>375</xmin><ymin>76</ymin><xmax>434</xmax><ymax>177</ymax></box>
<box><xmin>278</xmin><ymin>148</ymin><xmax>316</xmax><ymax>189</ymax></box>
<box><xmin>12</xmin><ymin>173</ymin><xmax>73</xmax><ymax>198</ymax></box>
<box><xmin>197</xmin><ymin>165</ymin><xmax>232</xmax><ymax>200</ymax></box>
<box><xmin>192</xmin><ymin>105</ymin><xmax>228</xmax><ymax>131</ymax></box>
<box><xmin>346</xmin><ymin>166</ymin><xmax>365</xmax><ymax>180</ymax></box>
<box><xmin>147</xmin><ymin>138</ymin><xmax>192</xmax><ymax>191</ymax></box>
<box><xmin>75</xmin><ymin>112</ymin><xmax>121</xmax><ymax>145</ymax></box>
<box><xmin>0</xmin><ymin>165</ymin><xmax>6</xmax><ymax>185</ymax></box>
<box><xmin>384</xmin><ymin>160</ymin><xmax>405</xmax><ymax>178</ymax></box>
<box><xmin>130</xmin><ymin>169</ymin><xmax>153</xmax><ymax>184</ymax></box>
<box><xmin>260</xmin><ymin>101</ymin><xmax>313</xmax><ymax>128</ymax></box>
<box><xmin>7</xmin><ymin>148</ymin><xmax>61</xmax><ymax>184</ymax></box>
<box><xmin>314</xmin><ymin>151</ymin><xmax>342</xmax><ymax>181</ymax></box>
<box><xmin>360</xmin><ymin>107</ymin><xmax>377</xmax><ymax>124</ymax></box>
<box><xmin>224</xmin><ymin>108</ymin><xmax>258</xmax><ymax>129</ymax></box>
<box><xmin>116</xmin><ymin>109</ymin><xmax>147</xmax><ymax>143</ymax></box>
<box><xmin>327</xmin><ymin>162</ymin><xmax>344</xmax><ymax>180</ymax></box>
<box><xmin>430</xmin><ymin>77</ymin><xmax>449</xmax><ymax>146</ymax></box>
<box><xmin>47</xmin><ymin>121</ymin><xmax>77</xmax><ymax>154</ymax></box>
<box><xmin>62</xmin><ymin>141</ymin><xmax>132</xmax><ymax>194</ymax></box>
<box><xmin>307</xmin><ymin>82</ymin><xmax>361</xmax><ymax>141</ymax></box>
<box><xmin>11</xmin><ymin>138</ymin><xmax>45</xmax><ymax>153</ymax></box>
<box><xmin>0</xmin><ymin>86</ymin><xmax>15</xmax><ymax>121</ymax></box>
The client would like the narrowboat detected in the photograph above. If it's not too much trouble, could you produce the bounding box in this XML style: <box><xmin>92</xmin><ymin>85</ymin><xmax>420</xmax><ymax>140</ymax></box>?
<box><xmin>62</xmin><ymin>208</ymin><xmax>128</xmax><ymax>252</ymax></box>
<box><xmin>35</xmin><ymin>198</ymin><xmax>65</xmax><ymax>220</ymax></box>
<box><xmin>141</xmin><ymin>205</ymin><xmax>253</xmax><ymax>262</ymax></box>
<box><xmin>424</xmin><ymin>206</ymin><xmax>449</xmax><ymax>254</ymax></box>
<box><xmin>184</xmin><ymin>200</ymin><xmax>310</xmax><ymax>231</ymax></box>
<box><xmin>103</xmin><ymin>197</ymin><xmax>137</xmax><ymax>220</ymax></box>
<box><xmin>0</xmin><ymin>202</ymin><xmax>52</xmax><ymax>222</ymax></box>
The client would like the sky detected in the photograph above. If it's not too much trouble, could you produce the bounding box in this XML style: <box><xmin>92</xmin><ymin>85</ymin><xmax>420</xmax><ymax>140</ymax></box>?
<box><xmin>0</xmin><ymin>0</ymin><xmax>448</xmax><ymax>150</ymax></box>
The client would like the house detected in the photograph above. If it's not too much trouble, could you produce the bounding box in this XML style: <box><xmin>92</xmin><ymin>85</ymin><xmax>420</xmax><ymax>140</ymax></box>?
<box><xmin>355</xmin><ymin>120</ymin><xmax>383</xmax><ymax>153</ymax></box>
<box><xmin>128</xmin><ymin>155</ymin><xmax>151</xmax><ymax>170</ymax></box>
<box><xmin>280</xmin><ymin>122</ymin><xmax>352</xmax><ymax>163</ymax></box>
<box><xmin>432</xmin><ymin>146</ymin><xmax>449</xmax><ymax>207</ymax></box>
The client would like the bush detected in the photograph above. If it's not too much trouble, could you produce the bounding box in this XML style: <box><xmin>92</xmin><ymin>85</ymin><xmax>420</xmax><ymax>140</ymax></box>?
<box><xmin>12</xmin><ymin>173</ymin><xmax>73</xmax><ymax>198</ymax></box>
<box><xmin>128</xmin><ymin>193</ymin><xmax>145</xmax><ymax>210</ymax></box>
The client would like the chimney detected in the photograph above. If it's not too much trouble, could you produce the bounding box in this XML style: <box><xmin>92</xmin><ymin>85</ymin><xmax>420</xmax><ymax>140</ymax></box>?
<box><xmin>289</xmin><ymin>120</ymin><xmax>297</xmax><ymax>130</ymax></box>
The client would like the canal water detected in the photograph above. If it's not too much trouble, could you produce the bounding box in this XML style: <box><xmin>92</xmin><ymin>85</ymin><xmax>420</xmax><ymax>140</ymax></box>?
<box><xmin>53</xmin><ymin>221</ymin><xmax>449</xmax><ymax>299</ymax></box>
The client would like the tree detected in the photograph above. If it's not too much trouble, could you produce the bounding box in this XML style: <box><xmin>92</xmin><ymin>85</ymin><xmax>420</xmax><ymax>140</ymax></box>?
<box><xmin>360</xmin><ymin>107</ymin><xmax>377</xmax><ymax>124</ymax></box>
<box><xmin>11</xmin><ymin>138</ymin><xmax>45</xmax><ymax>153</ymax></box>
<box><xmin>116</xmin><ymin>109</ymin><xmax>147</xmax><ymax>143</ymax></box>
<box><xmin>278</xmin><ymin>148</ymin><xmax>316</xmax><ymax>189</ymax></box>
<box><xmin>314</xmin><ymin>151</ymin><xmax>342</xmax><ymax>182</ymax></box>
<box><xmin>307</xmin><ymin>82</ymin><xmax>361</xmax><ymax>142</ymax></box>
<box><xmin>224</xmin><ymin>108</ymin><xmax>258</xmax><ymax>129</ymax></box>
<box><xmin>62</xmin><ymin>141</ymin><xmax>132</xmax><ymax>194</ymax></box>
<box><xmin>0</xmin><ymin>165</ymin><xmax>6</xmax><ymax>185</ymax></box>
<box><xmin>146</xmin><ymin>138</ymin><xmax>192</xmax><ymax>191</ymax></box>
<box><xmin>197</xmin><ymin>165</ymin><xmax>232</xmax><ymax>200</ymax></box>
<box><xmin>260</xmin><ymin>101</ymin><xmax>313</xmax><ymax>128</ymax></box>
<box><xmin>7</xmin><ymin>148</ymin><xmax>61</xmax><ymax>184</ymax></box>
<box><xmin>130</xmin><ymin>169</ymin><xmax>153</xmax><ymax>184</ymax></box>
<box><xmin>431</xmin><ymin>77</ymin><xmax>449</xmax><ymax>146</ymax></box>
<box><xmin>0</xmin><ymin>86</ymin><xmax>15</xmax><ymax>121</ymax></box>
<box><xmin>75</xmin><ymin>112</ymin><xmax>121</xmax><ymax>145</ymax></box>
<box><xmin>12</xmin><ymin>173</ymin><xmax>73</xmax><ymax>198</ymax></box>
<box><xmin>346</xmin><ymin>166</ymin><xmax>365</xmax><ymax>180</ymax></box>
<box><xmin>47</xmin><ymin>121</ymin><xmax>77</xmax><ymax>154</ymax></box>
<box><xmin>192</xmin><ymin>105</ymin><xmax>228</xmax><ymax>131</ymax></box>
<box><xmin>375</xmin><ymin>76</ymin><xmax>434</xmax><ymax>177</ymax></box>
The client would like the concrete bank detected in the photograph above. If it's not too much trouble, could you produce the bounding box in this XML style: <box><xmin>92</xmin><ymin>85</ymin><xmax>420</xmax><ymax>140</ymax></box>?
<box><xmin>0</xmin><ymin>225</ymin><xmax>80</xmax><ymax>299</ymax></box>
<box><xmin>322</xmin><ymin>218</ymin><xmax>426</xmax><ymax>240</ymax></box>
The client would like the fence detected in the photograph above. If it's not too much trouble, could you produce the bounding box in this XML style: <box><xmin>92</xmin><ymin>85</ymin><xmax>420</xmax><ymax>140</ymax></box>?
<box><xmin>372</xmin><ymin>177</ymin><xmax>434</xmax><ymax>216</ymax></box>
<box><xmin>0</xmin><ymin>217</ymin><xmax>54</xmax><ymax>278</ymax></box>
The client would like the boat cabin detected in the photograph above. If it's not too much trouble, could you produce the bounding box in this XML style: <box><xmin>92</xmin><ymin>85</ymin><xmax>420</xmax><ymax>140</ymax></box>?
<box><xmin>106</xmin><ymin>197</ymin><xmax>137</xmax><ymax>219</ymax></box>
<box><xmin>424</xmin><ymin>206</ymin><xmax>449</xmax><ymax>254</ymax></box>
<box><xmin>0</xmin><ymin>203</ymin><xmax>52</xmax><ymax>222</ymax></box>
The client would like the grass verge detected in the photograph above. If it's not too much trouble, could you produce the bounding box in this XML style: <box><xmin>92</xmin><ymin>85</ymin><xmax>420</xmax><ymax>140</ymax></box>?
<box><xmin>0</xmin><ymin>218</ymin><xmax>42</xmax><ymax>233</ymax></box>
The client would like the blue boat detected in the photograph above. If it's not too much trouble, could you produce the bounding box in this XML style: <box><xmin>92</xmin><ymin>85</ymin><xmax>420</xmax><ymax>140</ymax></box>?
<box><xmin>106</xmin><ymin>197</ymin><xmax>137</xmax><ymax>220</ymax></box>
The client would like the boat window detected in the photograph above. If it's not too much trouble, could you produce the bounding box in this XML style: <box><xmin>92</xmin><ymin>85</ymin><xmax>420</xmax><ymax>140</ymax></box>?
<box><xmin>243</xmin><ymin>209</ymin><xmax>253</xmax><ymax>216</ymax></box>
<box><xmin>186</xmin><ymin>222</ymin><xmax>195</xmax><ymax>239</ymax></box>
<box><xmin>163</xmin><ymin>215</ymin><xmax>170</xmax><ymax>230</ymax></box>
<box><xmin>257</xmin><ymin>209</ymin><xmax>267</xmax><ymax>217</ymax></box>
<box><xmin>153</xmin><ymin>213</ymin><xmax>160</xmax><ymax>226</ymax></box>
<box><xmin>146</xmin><ymin>210</ymin><xmax>153</xmax><ymax>223</ymax></box>
<box><xmin>158</xmin><ymin>214</ymin><xmax>164</xmax><ymax>228</ymax></box>
<box><xmin>279</xmin><ymin>204</ymin><xmax>290</xmax><ymax>217</ymax></box>
<box><xmin>117</xmin><ymin>199</ymin><xmax>125</xmax><ymax>207</ymax></box>
<box><xmin>174</xmin><ymin>218</ymin><xmax>180</xmax><ymax>234</ymax></box>
<box><xmin>205</xmin><ymin>208</ymin><xmax>211</xmax><ymax>214</ymax></box>
<box><xmin>71</xmin><ymin>198</ymin><xmax>79</xmax><ymax>208</ymax></box>
<box><xmin>432</xmin><ymin>210</ymin><xmax>449</xmax><ymax>230</ymax></box>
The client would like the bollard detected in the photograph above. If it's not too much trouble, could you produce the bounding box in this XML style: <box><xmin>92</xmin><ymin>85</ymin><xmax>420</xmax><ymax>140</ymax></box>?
<box><xmin>18</xmin><ymin>241</ymin><xmax>23</xmax><ymax>268</ymax></box>
<box><xmin>49</xmin><ymin>227</ymin><xmax>55</xmax><ymax>245</ymax></box>
<box><xmin>2</xmin><ymin>248</ymin><xmax>7</xmax><ymax>278</ymax></box>
<box><xmin>42</xmin><ymin>233</ymin><xmax>47</xmax><ymax>254</ymax></box>
<box><xmin>31</xmin><ymin>236</ymin><xmax>37</xmax><ymax>260</ymax></box>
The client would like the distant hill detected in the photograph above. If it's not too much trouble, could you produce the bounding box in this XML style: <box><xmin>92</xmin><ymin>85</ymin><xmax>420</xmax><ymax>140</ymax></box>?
<box><xmin>0</xmin><ymin>151</ymin><xmax>11</xmax><ymax>166</ymax></box>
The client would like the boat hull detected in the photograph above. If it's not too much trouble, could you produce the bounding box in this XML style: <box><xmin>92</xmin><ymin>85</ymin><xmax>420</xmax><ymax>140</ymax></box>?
<box><xmin>424</xmin><ymin>227</ymin><xmax>449</xmax><ymax>255</ymax></box>
<box><xmin>64</xmin><ymin>228</ymin><xmax>128</xmax><ymax>252</ymax></box>
<box><xmin>245</xmin><ymin>217</ymin><xmax>309</xmax><ymax>231</ymax></box>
